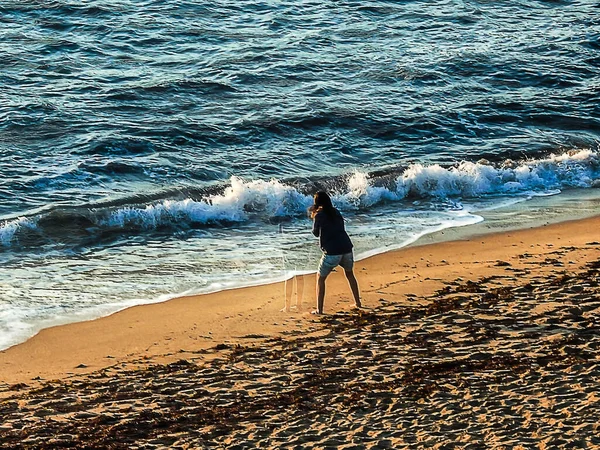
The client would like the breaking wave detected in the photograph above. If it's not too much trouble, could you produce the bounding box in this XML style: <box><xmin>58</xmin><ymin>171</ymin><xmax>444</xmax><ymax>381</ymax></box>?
<box><xmin>2</xmin><ymin>149</ymin><xmax>599</xmax><ymax>249</ymax></box>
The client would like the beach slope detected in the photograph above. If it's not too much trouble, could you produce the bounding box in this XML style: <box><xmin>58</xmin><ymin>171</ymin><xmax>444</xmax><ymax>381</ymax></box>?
<box><xmin>1</xmin><ymin>217</ymin><xmax>599</xmax><ymax>448</ymax></box>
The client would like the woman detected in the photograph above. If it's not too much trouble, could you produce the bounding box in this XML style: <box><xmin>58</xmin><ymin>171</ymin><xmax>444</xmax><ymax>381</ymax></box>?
<box><xmin>309</xmin><ymin>191</ymin><xmax>361</xmax><ymax>314</ymax></box>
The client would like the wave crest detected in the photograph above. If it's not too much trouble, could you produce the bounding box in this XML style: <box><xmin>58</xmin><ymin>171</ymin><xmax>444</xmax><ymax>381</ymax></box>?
<box><xmin>1</xmin><ymin>149</ymin><xmax>598</xmax><ymax>249</ymax></box>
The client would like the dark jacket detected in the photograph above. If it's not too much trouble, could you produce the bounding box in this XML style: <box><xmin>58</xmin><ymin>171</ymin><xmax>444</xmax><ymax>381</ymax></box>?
<box><xmin>312</xmin><ymin>209</ymin><xmax>353</xmax><ymax>255</ymax></box>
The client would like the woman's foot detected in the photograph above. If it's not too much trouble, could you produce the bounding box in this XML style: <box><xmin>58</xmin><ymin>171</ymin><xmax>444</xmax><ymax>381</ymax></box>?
<box><xmin>310</xmin><ymin>309</ymin><xmax>323</xmax><ymax>315</ymax></box>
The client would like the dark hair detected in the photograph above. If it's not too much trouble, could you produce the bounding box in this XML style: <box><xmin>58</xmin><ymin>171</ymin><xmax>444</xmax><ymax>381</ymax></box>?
<box><xmin>310</xmin><ymin>191</ymin><xmax>336</xmax><ymax>218</ymax></box>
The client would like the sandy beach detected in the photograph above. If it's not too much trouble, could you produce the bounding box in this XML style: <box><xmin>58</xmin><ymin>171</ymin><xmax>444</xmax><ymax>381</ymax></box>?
<box><xmin>1</xmin><ymin>216</ymin><xmax>600</xmax><ymax>448</ymax></box>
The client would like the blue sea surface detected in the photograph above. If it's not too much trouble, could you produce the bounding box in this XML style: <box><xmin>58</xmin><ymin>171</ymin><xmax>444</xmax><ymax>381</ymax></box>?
<box><xmin>0</xmin><ymin>0</ymin><xmax>599</xmax><ymax>349</ymax></box>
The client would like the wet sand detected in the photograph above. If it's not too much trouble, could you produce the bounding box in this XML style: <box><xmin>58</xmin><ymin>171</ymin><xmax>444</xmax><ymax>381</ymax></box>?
<box><xmin>1</xmin><ymin>217</ymin><xmax>600</xmax><ymax>448</ymax></box>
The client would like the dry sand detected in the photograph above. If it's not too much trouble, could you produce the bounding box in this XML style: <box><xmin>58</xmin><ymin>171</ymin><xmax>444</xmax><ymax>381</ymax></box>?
<box><xmin>1</xmin><ymin>217</ymin><xmax>600</xmax><ymax>448</ymax></box>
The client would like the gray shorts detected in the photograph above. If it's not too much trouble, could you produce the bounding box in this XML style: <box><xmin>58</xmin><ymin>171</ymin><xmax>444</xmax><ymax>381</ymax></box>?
<box><xmin>318</xmin><ymin>252</ymin><xmax>354</xmax><ymax>277</ymax></box>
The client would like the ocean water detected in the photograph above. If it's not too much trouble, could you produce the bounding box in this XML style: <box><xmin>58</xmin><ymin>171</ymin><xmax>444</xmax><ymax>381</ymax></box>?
<box><xmin>1</xmin><ymin>0</ymin><xmax>599</xmax><ymax>350</ymax></box>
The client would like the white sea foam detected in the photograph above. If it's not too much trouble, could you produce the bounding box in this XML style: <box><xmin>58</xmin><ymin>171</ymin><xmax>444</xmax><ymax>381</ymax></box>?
<box><xmin>0</xmin><ymin>306</ymin><xmax>33</xmax><ymax>350</ymax></box>
<box><xmin>101</xmin><ymin>149</ymin><xmax>600</xmax><ymax>230</ymax></box>
<box><xmin>339</xmin><ymin>149</ymin><xmax>600</xmax><ymax>207</ymax></box>
<box><xmin>396</xmin><ymin>149</ymin><xmax>599</xmax><ymax>199</ymax></box>
<box><xmin>354</xmin><ymin>210</ymin><xmax>483</xmax><ymax>260</ymax></box>
<box><xmin>103</xmin><ymin>177</ymin><xmax>314</xmax><ymax>229</ymax></box>
<box><xmin>211</xmin><ymin>176</ymin><xmax>313</xmax><ymax>217</ymax></box>
<box><xmin>340</xmin><ymin>170</ymin><xmax>401</xmax><ymax>208</ymax></box>
<box><xmin>1</xmin><ymin>150</ymin><xmax>599</xmax><ymax>244</ymax></box>
<box><xmin>0</xmin><ymin>216</ymin><xmax>36</xmax><ymax>247</ymax></box>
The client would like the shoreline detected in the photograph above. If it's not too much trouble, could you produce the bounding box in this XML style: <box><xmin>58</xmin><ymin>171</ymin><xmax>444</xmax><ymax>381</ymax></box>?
<box><xmin>2</xmin><ymin>187</ymin><xmax>599</xmax><ymax>357</ymax></box>
<box><xmin>1</xmin><ymin>215</ymin><xmax>599</xmax><ymax>448</ymax></box>
<box><xmin>1</xmin><ymin>213</ymin><xmax>600</xmax><ymax>387</ymax></box>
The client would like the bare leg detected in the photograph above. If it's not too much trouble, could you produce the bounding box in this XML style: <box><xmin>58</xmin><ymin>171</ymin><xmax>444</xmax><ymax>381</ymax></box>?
<box><xmin>295</xmin><ymin>275</ymin><xmax>305</xmax><ymax>311</ymax></box>
<box><xmin>345</xmin><ymin>270</ymin><xmax>361</xmax><ymax>307</ymax></box>
<box><xmin>315</xmin><ymin>275</ymin><xmax>327</xmax><ymax>314</ymax></box>
<box><xmin>280</xmin><ymin>276</ymin><xmax>294</xmax><ymax>312</ymax></box>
